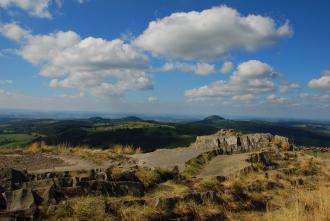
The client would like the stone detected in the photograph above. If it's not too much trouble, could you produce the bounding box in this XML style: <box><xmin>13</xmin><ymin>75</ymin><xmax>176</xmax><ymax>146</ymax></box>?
<box><xmin>215</xmin><ymin>176</ymin><xmax>226</xmax><ymax>182</ymax></box>
<box><xmin>61</xmin><ymin>177</ymin><xmax>74</xmax><ymax>187</ymax></box>
<box><xmin>106</xmin><ymin>181</ymin><xmax>145</xmax><ymax>197</ymax></box>
<box><xmin>31</xmin><ymin>186</ymin><xmax>53</xmax><ymax>205</ymax></box>
<box><xmin>191</xmin><ymin>130</ymin><xmax>292</xmax><ymax>154</ymax></box>
<box><xmin>0</xmin><ymin>193</ymin><xmax>6</xmax><ymax>210</ymax></box>
<box><xmin>5</xmin><ymin>188</ymin><xmax>35</xmax><ymax>212</ymax></box>
<box><xmin>0</xmin><ymin>168</ymin><xmax>29</xmax><ymax>190</ymax></box>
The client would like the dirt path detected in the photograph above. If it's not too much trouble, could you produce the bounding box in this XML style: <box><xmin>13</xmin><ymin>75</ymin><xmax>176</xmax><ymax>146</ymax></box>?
<box><xmin>197</xmin><ymin>153</ymin><xmax>251</xmax><ymax>178</ymax></box>
<box><xmin>132</xmin><ymin>145</ymin><xmax>218</xmax><ymax>171</ymax></box>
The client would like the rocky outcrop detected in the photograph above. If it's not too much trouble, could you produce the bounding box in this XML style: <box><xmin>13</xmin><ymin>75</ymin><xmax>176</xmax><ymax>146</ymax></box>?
<box><xmin>0</xmin><ymin>168</ymin><xmax>145</xmax><ymax>220</ymax></box>
<box><xmin>192</xmin><ymin>129</ymin><xmax>293</xmax><ymax>153</ymax></box>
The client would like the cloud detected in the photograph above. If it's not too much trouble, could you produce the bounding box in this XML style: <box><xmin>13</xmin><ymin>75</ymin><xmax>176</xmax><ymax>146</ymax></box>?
<box><xmin>0</xmin><ymin>0</ymin><xmax>53</xmax><ymax>18</ymax></box>
<box><xmin>321</xmin><ymin>70</ymin><xmax>330</xmax><ymax>76</ymax></box>
<box><xmin>147</xmin><ymin>96</ymin><xmax>158</xmax><ymax>102</ymax></box>
<box><xmin>279</xmin><ymin>83</ymin><xmax>299</xmax><ymax>93</ymax></box>
<box><xmin>1</xmin><ymin>24</ymin><xmax>153</xmax><ymax>97</ymax></box>
<box><xmin>267</xmin><ymin>94</ymin><xmax>288</xmax><ymax>104</ymax></box>
<box><xmin>0</xmin><ymin>22</ymin><xmax>30</xmax><ymax>42</ymax></box>
<box><xmin>300</xmin><ymin>93</ymin><xmax>330</xmax><ymax>103</ymax></box>
<box><xmin>308</xmin><ymin>71</ymin><xmax>330</xmax><ymax>90</ymax></box>
<box><xmin>220</xmin><ymin>61</ymin><xmax>233</xmax><ymax>74</ymax></box>
<box><xmin>232</xmin><ymin>94</ymin><xmax>256</xmax><ymax>101</ymax></box>
<box><xmin>135</xmin><ymin>5</ymin><xmax>292</xmax><ymax>60</ymax></box>
<box><xmin>0</xmin><ymin>80</ymin><xmax>13</xmax><ymax>85</ymax></box>
<box><xmin>76</xmin><ymin>0</ymin><xmax>87</xmax><ymax>4</ymax></box>
<box><xmin>185</xmin><ymin>60</ymin><xmax>278</xmax><ymax>101</ymax></box>
<box><xmin>59</xmin><ymin>92</ymin><xmax>84</xmax><ymax>99</ymax></box>
<box><xmin>161</xmin><ymin>62</ymin><xmax>216</xmax><ymax>75</ymax></box>
<box><xmin>0</xmin><ymin>89</ymin><xmax>11</xmax><ymax>96</ymax></box>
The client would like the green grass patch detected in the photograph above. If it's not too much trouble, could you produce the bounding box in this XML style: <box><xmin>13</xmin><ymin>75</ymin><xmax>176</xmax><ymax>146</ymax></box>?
<box><xmin>0</xmin><ymin>133</ymin><xmax>36</xmax><ymax>148</ymax></box>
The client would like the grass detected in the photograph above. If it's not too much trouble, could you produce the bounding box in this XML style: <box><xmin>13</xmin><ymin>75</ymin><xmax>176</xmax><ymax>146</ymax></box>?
<box><xmin>118</xmin><ymin>204</ymin><xmax>164</xmax><ymax>221</ymax></box>
<box><xmin>135</xmin><ymin>167</ymin><xmax>162</xmax><ymax>188</ymax></box>
<box><xmin>43</xmin><ymin>196</ymin><xmax>115</xmax><ymax>221</ymax></box>
<box><xmin>35</xmin><ymin>149</ymin><xmax>329</xmax><ymax>221</ymax></box>
<box><xmin>0</xmin><ymin>142</ymin><xmax>142</xmax><ymax>164</ymax></box>
<box><xmin>144</xmin><ymin>180</ymin><xmax>190</xmax><ymax>198</ymax></box>
<box><xmin>193</xmin><ymin>177</ymin><xmax>223</xmax><ymax>192</ymax></box>
<box><xmin>174</xmin><ymin>201</ymin><xmax>224</xmax><ymax>221</ymax></box>
<box><xmin>0</xmin><ymin>133</ymin><xmax>36</xmax><ymax>148</ymax></box>
<box><xmin>181</xmin><ymin>150</ymin><xmax>219</xmax><ymax>178</ymax></box>
<box><xmin>265</xmin><ymin>184</ymin><xmax>330</xmax><ymax>221</ymax></box>
<box><xmin>224</xmin><ymin>152</ymin><xmax>330</xmax><ymax>221</ymax></box>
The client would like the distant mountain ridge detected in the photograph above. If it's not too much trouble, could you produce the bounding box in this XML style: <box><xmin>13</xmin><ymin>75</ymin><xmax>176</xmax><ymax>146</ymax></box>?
<box><xmin>200</xmin><ymin>115</ymin><xmax>225</xmax><ymax>123</ymax></box>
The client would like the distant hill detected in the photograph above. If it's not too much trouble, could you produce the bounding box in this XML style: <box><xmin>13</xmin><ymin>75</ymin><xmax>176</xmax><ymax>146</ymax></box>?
<box><xmin>88</xmin><ymin>117</ymin><xmax>110</xmax><ymax>123</ymax></box>
<box><xmin>199</xmin><ymin>115</ymin><xmax>225</xmax><ymax>124</ymax></box>
<box><xmin>116</xmin><ymin>116</ymin><xmax>144</xmax><ymax>122</ymax></box>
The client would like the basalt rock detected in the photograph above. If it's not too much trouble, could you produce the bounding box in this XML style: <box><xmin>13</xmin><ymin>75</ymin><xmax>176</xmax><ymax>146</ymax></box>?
<box><xmin>192</xmin><ymin>129</ymin><xmax>292</xmax><ymax>154</ymax></box>
<box><xmin>0</xmin><ymin>166</ymin><xmax>146</xmax><ymax>219</ymax></box>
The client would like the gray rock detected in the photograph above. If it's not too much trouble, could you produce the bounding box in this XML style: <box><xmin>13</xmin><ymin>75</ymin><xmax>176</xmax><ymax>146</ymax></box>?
<box><xmin>5</xmin><ymin>188</ymin><xmax>35</xmax><ymax>212</ymax></box>
<box><xmin>0</xmin><ymin>193</ymin><xmax>6</xmax><ymax>210</ymax></box>
<box><xmin>61</xmin><ymin>177</ymin><xmax>73</xmax><ymax>187</ymax></box>
<box><xmin>192</xmin><ymin>130</ymin><xmax>291</xmax><ymax>154</ymax></box>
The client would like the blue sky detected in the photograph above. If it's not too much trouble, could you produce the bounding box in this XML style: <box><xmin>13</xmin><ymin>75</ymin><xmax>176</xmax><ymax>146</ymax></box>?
<box><xmin>0</xmin><ymin>0</ymin><xmax>329</xmax><ymax>119</ymax></box>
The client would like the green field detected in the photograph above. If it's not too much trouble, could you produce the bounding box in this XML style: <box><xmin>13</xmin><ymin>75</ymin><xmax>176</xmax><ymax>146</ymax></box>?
<box><xmin>0</xmin><ymin>133</ymin><xmax>37</xmax><ymax>148</ymax></box>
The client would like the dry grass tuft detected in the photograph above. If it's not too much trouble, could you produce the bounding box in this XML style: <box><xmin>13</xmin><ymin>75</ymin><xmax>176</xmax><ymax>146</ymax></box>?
<box><xmin>145</xmin><ymin>180</ymin><xmax>190</xmax><ymax>198</ymax></box>
<box><xmin>174</xmin><ymin>201</ymin><xmax>224</xmax><ymax>221</ymax></box>
<box><xmin>44</xmin><ymin>196</ymin><xmax>114</xmax><ymax>221</ymax></box>
<box><xmin>119</xmin><ymin>204</ymin><xmax>164</xmax><ymax>221</ymax></box>
<box><xmin>261</xmin><ymin>183</ymin><xmax>330</xmax><ymax>221</ymax></box>
<box><xmin>14</xmin><ymin>142</ymin><xmax>142</xmax><ymax>164</ymax></box>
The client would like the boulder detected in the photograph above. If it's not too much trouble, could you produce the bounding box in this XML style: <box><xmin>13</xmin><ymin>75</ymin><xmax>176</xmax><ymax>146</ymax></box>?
<box><xmin>61</xmin><ymin>177</ymin><xmax>74</xmax><ymax>188</ymax></box>
<box><xmin>0</xmin><ymin>168</ymin><xmax>29</xmax><ymax>190</ymax></box>
<box><xmin>0</xmin><ymin>193</ymin><xmax>6</xmax><ymax>210</ymax></box>
<box><xmin>5</xmin><ymin>188</ymin><xmax>35</xmax><ymax>212</ymax></box>
<box><xmin>106</xmin><ymin>181</ymin><xmax>145</xmax><ymax>197</ymax></box>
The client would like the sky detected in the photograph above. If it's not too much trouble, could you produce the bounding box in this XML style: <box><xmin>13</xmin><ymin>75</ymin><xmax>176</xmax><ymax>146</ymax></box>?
<box><xmin>0</xmin><ymin>0</ymin><xmax>329</xmax><ymax>119</ymax></box>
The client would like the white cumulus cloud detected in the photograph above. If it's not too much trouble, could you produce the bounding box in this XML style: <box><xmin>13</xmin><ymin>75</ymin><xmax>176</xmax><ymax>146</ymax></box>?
<box><xmin>308</xmin><ymin>71</ymin><xmax>330</xmax><ymax>90</ymax></box>
<box><xmin>0</xmin><ymin>79</ymin><xmax>13</xmax><ymax>85</ymax></box>
<box><xmin>220</xmin><ymin>61</ymin><xmax>233</xmax><ymax>74</ymax></box>
<box><xmin>1</xmin><ymin>23</ymin><xmax>153</xmax><ymax>97</ymax></box>
<box><xmin>0</xmin><ymin>22</ymin><xmax>30</xmax><ymax>42</ymax></box>
<box><xmin>279</xmin><ymin>83</ymin><xmax>299</xmax><ymax>93</ymax></box>
<box><xmin>147</xmin><ymin>96</ymin><xmax>158</xmax><ymax>102</ymax></box>
<box><xmin>161</xmin><ymin>62</ymin><xmax>216</xmax><ymax>75</ymax></box>
<box><xmin>267</xmin><ymin>94</ymin><xmax>288</xmax><ymax>104</ymax></box>
<box><xmin>0</xmin><ymin>0</ymin><xmax>53</xmax><ymax>18</ymax></box>
<box><xmin>0</xmin><ymin>89</ymin><xmax>11</xmax><ymax>96</ymax></box>
<box><xmin>185</xmin><ymin>60</ymin><xmax>278</xmax><ymax>101</ymax></box>
<box><xmin>135</xmin><ymin>5</ymin><xmax>292</xmax><ymax>60</ymax></box>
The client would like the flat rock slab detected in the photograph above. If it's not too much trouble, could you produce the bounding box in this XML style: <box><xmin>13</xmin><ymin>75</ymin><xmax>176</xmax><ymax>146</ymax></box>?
<box><xmin>0</xmin><ymin>153</ymin><xmax>113</xmax><ymax>173</ymax></box>
<box><xmin>197</xmin><ymin>153</ymin><xmax>251</xmax><ymax>178</ymax></box>
<box><xmin>132</xmin><ymin>145</ymin><xmax>219</xmax><ymax>171</ymax></box>
<box><xmin>0</xmin><ymin>153</ymin><xmax>67</xmax><ymax>171</ymax></box>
